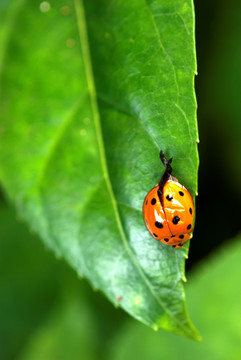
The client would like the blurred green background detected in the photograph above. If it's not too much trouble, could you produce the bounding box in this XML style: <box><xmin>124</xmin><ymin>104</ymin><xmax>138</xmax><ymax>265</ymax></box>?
<box><xmin>1</xmin><ymin>0</ymin><xmax>241</xmax><ymax>359</ymax></box>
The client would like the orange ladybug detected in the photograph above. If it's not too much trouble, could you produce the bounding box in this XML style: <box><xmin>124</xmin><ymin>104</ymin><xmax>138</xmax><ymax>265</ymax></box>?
<box><xmin>143</xmin><ymin>151</ymin><xmax>194</xmax><ymax>248</ymax></box>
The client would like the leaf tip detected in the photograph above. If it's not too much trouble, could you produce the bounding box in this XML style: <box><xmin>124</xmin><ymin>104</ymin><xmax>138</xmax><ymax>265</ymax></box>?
<box><xmin>193</xmin><ymin>332</ymin><xmax>202</xmax><ymax>342</ymax></box>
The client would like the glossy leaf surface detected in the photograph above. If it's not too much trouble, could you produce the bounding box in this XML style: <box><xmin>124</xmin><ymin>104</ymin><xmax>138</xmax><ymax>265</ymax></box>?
<box><xmin>0</xmin><ymin>0</ymin><xmax>199</xmax><ymax>338</ymax></box>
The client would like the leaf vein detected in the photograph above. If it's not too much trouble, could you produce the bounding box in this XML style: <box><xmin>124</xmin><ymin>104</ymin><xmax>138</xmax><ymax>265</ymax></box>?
<box><xmin>98</xmin><ymin>94</ymin><xmax>160</xmax><ymax>151</ymax></box>
<box><xmin>35</xmin><ymin>99</ymin><xmax>81</xmax><ymax>187</ymax></box>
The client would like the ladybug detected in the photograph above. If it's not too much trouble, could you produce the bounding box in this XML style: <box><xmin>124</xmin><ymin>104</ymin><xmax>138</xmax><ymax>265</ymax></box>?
<box><xmin>143</xmin><ymin>150</ymin><xmax>194</xmax><ymax>248</ymax></box>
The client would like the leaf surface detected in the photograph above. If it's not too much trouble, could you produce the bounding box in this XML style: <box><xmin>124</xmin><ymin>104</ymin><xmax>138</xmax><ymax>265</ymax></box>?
<box><xmin>0</xmin><ymin>0</ymin><xmax>199</xmax><ymax>338</ymax></box>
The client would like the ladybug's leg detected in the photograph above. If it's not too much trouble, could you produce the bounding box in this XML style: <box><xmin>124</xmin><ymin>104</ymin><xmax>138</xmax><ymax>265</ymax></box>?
<box><xmin>171</xmin><ymin>243</ymin><xmax>185</xmax><ymax>254</ymax></box>
<box><xmin>176</xmin><ymin>243</ymin><xmax>184</xmax><ymax>248</ymax></box>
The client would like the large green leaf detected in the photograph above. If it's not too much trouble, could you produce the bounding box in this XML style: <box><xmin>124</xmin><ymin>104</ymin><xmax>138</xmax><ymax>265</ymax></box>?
<box><xmin>0</xmin><ymin>0</ymin><xmax>199</xmax><ymax>338</ymax></box>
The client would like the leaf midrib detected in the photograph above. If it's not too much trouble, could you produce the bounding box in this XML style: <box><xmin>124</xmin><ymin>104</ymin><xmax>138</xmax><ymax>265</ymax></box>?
<box><xmin>74</xmin><ymin>0</ymin><xmax>194</xmax><ymax>336</ymax></box>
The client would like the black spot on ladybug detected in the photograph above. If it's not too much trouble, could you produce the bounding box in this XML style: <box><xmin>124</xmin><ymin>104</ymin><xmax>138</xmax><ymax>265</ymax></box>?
<box><xmin>166</xmin><ymin>194</ymin><xmax>173</xmax><ymax>201</ymax></box>
<box><xmin>151</xmin><ymin>198</ymin><xmax>156</xmax><ymax>205</ymax></box>
<box><xmin>171</xmin><ymin>235</ymin><xmax>175</xmax><ymax>238</ymax></box>
<box><xmin>187</xmin><ymin>224</ymin><xmax>192</xmax><ymax>230</ymax></box>
<box><xmin>189</xmin><ymin>207</ymin><xmax>193</xmax><ymax>215</ymax></box>
<box><xmin>172</xmin><ymin>245</ymin><xmax>176</xmax><ymax>248</ymax></box>
<box><xmin>155</xmin><ymin>221</ymin><xmax>163</xmax><ymax>229</ymax></box>
<box><xmin>146</xmin><ymin>199</ymin><xmax>148</xmax><ymax>205</ymax></box>
<box><xmin>164</xmin><ymin>238</ymin><xmax>169</xmax><ymax>242</ymax></box>
<box><xmin>172</xmin><ymin>216</ymin><xmax>180</xmax><ymax>225</ymax></box>
<box><xmin>179</xmin><ymin>191</ymin><xmax>184</xmax><ymax>196</ymax></box>
<box><xmin>179</xmin><ymin>235</ymin><xmax>184</xmax><ymax>239</ymax></box>
<box><xmin>153</xmin><ymin>233</ymin><xmax>158</xmax><ymax>238</ymax></box>
<box><xmin>178</xmin><ymin>243</ymin><xmax>183</xmax><ymax>247</ymax></box>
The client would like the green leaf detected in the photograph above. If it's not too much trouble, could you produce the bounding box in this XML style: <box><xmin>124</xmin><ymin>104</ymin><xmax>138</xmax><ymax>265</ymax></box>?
<box><xmin>0</xmin><ymin>0</ymin><xmax>199</xmax><ymax>338</ymax></box>
<box><xmin>108</xmin><ymin>238</ymin><xmax>241</xmax><ymax>360</ymax></box>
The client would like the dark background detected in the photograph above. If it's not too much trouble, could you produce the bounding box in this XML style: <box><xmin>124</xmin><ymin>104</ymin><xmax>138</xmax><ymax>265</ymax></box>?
<box><xmin>188</xmin><ymin>0</ymin><xmax>241</xmax><ymax>269</ymax></box>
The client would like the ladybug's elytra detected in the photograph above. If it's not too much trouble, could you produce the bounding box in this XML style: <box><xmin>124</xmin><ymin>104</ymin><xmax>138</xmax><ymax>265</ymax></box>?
<box><xmin>143</xmin><ymin>151</ymin><xmax>194</xmax><ymax>248</ymax></box>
